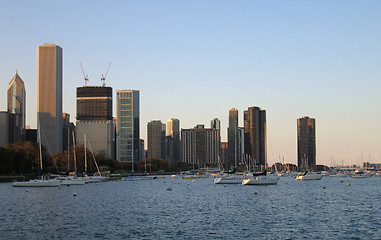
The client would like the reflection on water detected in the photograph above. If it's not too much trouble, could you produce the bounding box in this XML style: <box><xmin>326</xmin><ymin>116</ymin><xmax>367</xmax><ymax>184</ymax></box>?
<box><xmin>1</xmin><ymin>176</ymin><xmax>381</xmax><ymax>239</ymax></box>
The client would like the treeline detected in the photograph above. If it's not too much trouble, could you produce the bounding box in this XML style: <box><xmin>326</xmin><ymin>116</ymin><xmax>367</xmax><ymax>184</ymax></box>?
<box><xmin>0</xmin><ymin>141</ymin><xmax>192</xmax><ymax>175</ymax></box>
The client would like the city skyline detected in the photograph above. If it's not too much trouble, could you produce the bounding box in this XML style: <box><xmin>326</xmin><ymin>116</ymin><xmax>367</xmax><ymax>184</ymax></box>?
<box><xmin>1</xmin><ymin>1</ymin><xmax>381</xmax><ymax>166</ymax></box>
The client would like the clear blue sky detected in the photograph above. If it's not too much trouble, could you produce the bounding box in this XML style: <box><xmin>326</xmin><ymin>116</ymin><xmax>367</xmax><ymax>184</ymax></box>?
<box><xmin>1</xmin><ymin>0</ymin><xmax>381</xmax><ymax>166</ymax></box>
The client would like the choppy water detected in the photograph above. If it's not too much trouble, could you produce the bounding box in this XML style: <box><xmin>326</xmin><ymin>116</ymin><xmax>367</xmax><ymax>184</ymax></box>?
<box><xmin>1</xmin><ymin>176</ymin><xmax>381</xmax><ymax>239</ymax></box>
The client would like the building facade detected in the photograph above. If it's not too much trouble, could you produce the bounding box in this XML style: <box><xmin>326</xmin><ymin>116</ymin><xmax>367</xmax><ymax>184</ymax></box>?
<box><xmin>297</xmin><ymin>116</ymin><xmax>316</xmax><ymax>170</ymax></box>
<box><xmin>244</xmin><ymin>106</ymin><xmax>267</xmax><ymax>170</ymax></box>
<box><xmin>116</xmin><ymin>90</ymin><xmax>140</xmax><ymax>162</ymax></box>
<box><xmin>165</xmin><ymin>118</ymin><xmax>180</xmax><ymax>163</ymax></box>
<box><xmin>37</xmin><ymin>43</ymin><xmax>63</xmax><ymax>154</ymax></box>
<box><xmin>228</xmin><ymin>108</ymin><xmax>239</xmax><ymax>168</ymax></box>
<box><xmin>181</xmin><ymin>125</ymin><xmax>220</xmax><ymax>167</ymax></box>
<box><xmin>7</xmin><ymin>72</ymin><xmax>26</xmax><ymax>143</ymax></box>
<box><xmin>76</xmin><ymin>86</ymin><xmax>115</xmax><ymax>159</ymax></box>
<box><xmin>147</xmin><ymin>120</ymin><xmax>165</xmax><ymax>159</ymax></box>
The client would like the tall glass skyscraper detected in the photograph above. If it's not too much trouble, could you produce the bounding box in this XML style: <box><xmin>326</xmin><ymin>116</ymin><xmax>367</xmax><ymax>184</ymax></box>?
<box><xmin>37</xmin><ymin>44</ymin><xmax>62</xmax><ymax>154</ymax></box>
<box><xmin>116</xmin><ymin>90</ymin><xmax>140</xmax><ymax>162</ymax></box>
<box><xmin>166</xmin><ymin>118</ymin><xmax>180</xmax><ymax>162</ymax></box>
<box><xmin>228</xmin><ymin>108</ymin><xmax>238</xmax><ymax>168</ymax></box>
<box><xmin>7</xmin><ymin>71</ymin><xmax>26</xmax><ymax>143</ymax></box>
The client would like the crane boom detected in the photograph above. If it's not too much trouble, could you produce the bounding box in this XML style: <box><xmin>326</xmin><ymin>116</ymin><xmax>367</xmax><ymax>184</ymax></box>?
<box><xmin>79</xmin><ymin>61</ymin><xmax>89</xmax><ymax>86</ymax></box>
<box><xmin>101</xmin><ymin>62</ymin><xmax>112</xmax><ymax>87</ymax></box>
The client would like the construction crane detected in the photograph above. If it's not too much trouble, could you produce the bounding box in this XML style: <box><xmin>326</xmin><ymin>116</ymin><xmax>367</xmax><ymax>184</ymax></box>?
<box><xmin>79</xmin><ymin>61</ymin><xmax>89</xmax><ymax>86</ymax></box>
<box><xmin>101</xmin><ymin>62</ymin><xmax>111</xmax><ymax>87</ymax></box>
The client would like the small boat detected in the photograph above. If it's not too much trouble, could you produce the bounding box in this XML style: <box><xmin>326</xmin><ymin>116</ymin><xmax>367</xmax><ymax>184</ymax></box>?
<box><xmin>352</xmin><ymin>169</ymin><xmax>370</xmax><ymax>178</ymax></box>
<box><xmin>213</xmin><ymin>174</ymin><xmax>244</xmax><ymax>184</ymax></box>
<box><xmin>329</xmin><ymin>172</ymin><xmax>347</xmax><ymax>178</ymax></box>
<box><xmin>56</xmin><ymin>176</ymin><xmax>86</xmax><ymax>185</ymax></box>
<box><xmin>295</xmin><ymin>171</ymin><xmax>323</xmax><ymax>180</ymax></box>
<box><xmin>182</xmin><ymin>175</ymin><xmax>201</xmax><ymax>179</ymax></box>
<box><xmin>12</xmin><ymin>178</ymin><xmax>61</xmax><ymax>187</ymax></box>
<box><xmin>242</xmin><ymin>170</ymin><xmax>279</xmax><ymax>185</ymax></box>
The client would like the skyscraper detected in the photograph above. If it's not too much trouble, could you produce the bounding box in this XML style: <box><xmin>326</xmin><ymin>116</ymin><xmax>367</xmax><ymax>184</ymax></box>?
<box><xmin>37</xmin><ymin>44</ymin><xmax>63</xmax><ymax>154</ymax></box>
<box><xmin>116</xmin><ymin>90</ymin><xmax>140</xmax><ymax>162</ymax></box>
<box><xmin>181</xmin><ymin>125</ymin><xmax>220</xmax><ymax>167</ymax></box>
<box><xmin>7</xmin><ymin>71</ymin><xmax>26</xmax><ymax>143</ymax></box>
<box><xmin>244</xmin><ymin>106</ymin><xmax>266</xmax><ymax>170</ymax></box>
<box><xmin>76</xmin><ymin>86</ymin><xmax>115</xmax><ymax>159</ymax></box>
<box><xmin>228</xmin><ymin>108</ymin><xmax>238</xmax><ymax>168</ymax></box>
<box><xmin>166</xmin><ymin>118</ymin><xmax>180</xmax><ymax>162</ymax></box>
<box><xmin>297</xmin><ymin>116</ymin><xmax>316</xmax><ymax>170</ymax></box>
<box><xmin>147</xmin><ymin>120</ymin><xmax>165</xmax><ymax>159</ymax></box>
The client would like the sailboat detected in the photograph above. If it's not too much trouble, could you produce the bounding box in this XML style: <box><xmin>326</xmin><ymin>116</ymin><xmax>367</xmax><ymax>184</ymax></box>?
<box><xmin>82</xmin><ymin>134</ymin><xmax>108</xmax><ymax>183</ymax></box>
<box><xmin>242</xmin><ymin>170</ymin><xmax>279</xmax><ymax>185</ymax></box>
<box><xmin>12</xmin><ymin>125</ymin><xmax>60</xmax><ymax>187</ymax></box>
<box><xmin>295</xmin><ymin>171</ymin><xmax>323</xmax><ymax>180</ymax></box>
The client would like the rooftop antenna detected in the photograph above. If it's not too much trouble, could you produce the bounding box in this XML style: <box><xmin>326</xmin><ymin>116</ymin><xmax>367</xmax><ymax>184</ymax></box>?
<box><xmin>80</xmin><ymin>61</ymin><xmax>89</xmax><ymax>86</ymax></box>
<box><xmin>101</xmin><ymin>62</ymin><xmax>111</xmax><ymax>87</ymax></box>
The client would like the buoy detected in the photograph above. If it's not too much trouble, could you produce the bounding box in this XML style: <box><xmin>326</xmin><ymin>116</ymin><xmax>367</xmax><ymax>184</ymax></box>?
<box><xmin>323</xmin><ymin>186</ymin><xmax>326</xmax><ymax>189</ymax></box>
<box><xmin>347</xmin><ymin>183</ymin><xmax>350</xmax><ymax>186</ymax></box>
<box><xmin>253</xmin><ymin>192</ymin><xmax>258</xmax><ymax>195</ymax></box>
<box><xmin>340</xmin><ymin>180</ymin><xmax>344</xmax><ymax>183</ymax></box>
<box><xmin>167</xmin><ymin>187</ymin><xmax>172</xmax><ymax>191</ymax></box>
<box><xmin>73</xmin><ymin>193</ymin><xmax>76</xmax><ymax>196</ymax></box>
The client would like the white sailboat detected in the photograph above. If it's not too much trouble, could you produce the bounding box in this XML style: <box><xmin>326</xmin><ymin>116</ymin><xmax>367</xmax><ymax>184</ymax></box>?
<box><xmin>12</xmin><ymin>125</ymin><xmax>60</xmax><ymax>187</ymax></box>
<box><xmin>242</xmin><ymin>170</ymin><xmax>279</xmax><ymax>185</ymax></box>
<box><xmin>82</xmin><ymin>135</ymin><xmax>108</xmax><ymax>183</ymax></box>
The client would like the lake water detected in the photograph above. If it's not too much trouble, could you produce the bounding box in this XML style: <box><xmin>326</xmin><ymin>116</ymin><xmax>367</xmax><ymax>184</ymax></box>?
<box><xmin>1</xmin><ymin>176</ymin><xmax>381</xmax><ymax>239</ymax></box>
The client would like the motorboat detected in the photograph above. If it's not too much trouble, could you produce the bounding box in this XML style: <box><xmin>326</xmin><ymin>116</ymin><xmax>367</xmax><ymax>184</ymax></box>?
<box><xmin>295</xmin><ymin>171</ymin><xmax>323</xmax><ymax>180</ymax></box>
<box><xmin>352</xmin><ymin>169</ymin><xmax>370</xmax><ymax>178</ymax></box>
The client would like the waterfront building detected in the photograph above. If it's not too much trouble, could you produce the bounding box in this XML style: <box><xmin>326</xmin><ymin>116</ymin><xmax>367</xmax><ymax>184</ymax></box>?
<box><xmin>76</xmin><ymin>86</ymin><xmax>115</xmax><ymax>159</ymax></box>
<box><xmin>244</xmin><ymin>106</ymin><xmax>267</xmax><ymax>171</ymax></box>
<box><xmin>139</xmin><ymin>139</ymin><xmax>145</xmax><ymax>162</ymax></box>
<box><xmin>165</xmin><ymin>118</ymin><xmax>180</xmax><ymax>162</ymax></box>
<box><xmin>7</xmin><ymin>71</ymin><xmax>26</xmax><ymax>143</ymax></box>
<box><xmin>37</xmin><ymin>43</ymin><xmax>63</xmax><ymax>154</ymax></box>
<box><xmin>237</xmin><ymin>127</ymin><xmax>245</xmax><ymax>165</ymax></box>
<box><xmin>147</xmin><ymin>120</ymin><xmax>165</xmax><ymax>159</ymax></box>
<box><xmin>116</xmin><ymin>90</ymin><xmax>140</xmax><ymax>162</ymax></box>
<box><xmin>181</xmin><ymin>125</ymin><xmax>220</xmax><ymax>167</ymax></box>
<box><xmin>220</xmin><ymin>142</ymin><xmax>228</xmax><ymax>167</ymax></box>
<box><xmin>0</xmin><ymin>112</ymin><xmax>9</xmax><ymax>146</ymax></box>
<box><xmin>228</xmin><ymin>108</ymin><xmax>239</xmax><ymax>168</ymax></box>
<box><xmin>297</xmin><ymin>116</ymin><xmax>316</xmax><ymax>170</ymax></box>
<box><xmin>62</xmin><ymin>113</ymin><xmax>75</xmax><ymax>153</ymax></box>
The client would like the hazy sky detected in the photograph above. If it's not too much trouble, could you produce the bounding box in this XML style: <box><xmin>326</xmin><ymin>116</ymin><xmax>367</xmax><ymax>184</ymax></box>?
<box><xmin>1</xmin><ymin>0</ymin><xmax>380</xmax><ymax>166</ymax></box>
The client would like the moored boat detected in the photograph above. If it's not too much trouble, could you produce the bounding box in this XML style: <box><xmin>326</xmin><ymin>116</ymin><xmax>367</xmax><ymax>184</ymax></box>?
<box><xmin>242</xmin><ymin>170</ymin><xmax>279</xmax><ymax>185</ymax></box>
<box><xmin>295</xmin><ymin>171</ymin><xmax>323</xmax><ymax>180</ymax></box>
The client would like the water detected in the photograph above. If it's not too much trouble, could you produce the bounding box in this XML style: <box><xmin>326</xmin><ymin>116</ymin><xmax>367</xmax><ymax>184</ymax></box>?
<box><xmin>1</xmin><ymin>176</ymin><xmax>381</xmax><ymax>239</ymax></box>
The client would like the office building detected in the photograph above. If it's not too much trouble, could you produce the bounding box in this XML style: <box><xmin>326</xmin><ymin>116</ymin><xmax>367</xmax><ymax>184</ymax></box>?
<box><xmin>0</xmin><ymin>112</ymin><xmax>9</xmax><ymax>146</ymax></box>
<box><xmin>76</xmin><ymin>86</ymin><xmax>115</xmax><ymax>159</ymax></box>
<box><xmin>228</xmin><ymin>108</ymin><xmax>239</xmax><ymax>168</ymax></box>
<box><xmin>297</xmin><ymin>116</ymin><xmax>316</xmax><ymax>170</ymax></box>
<box><xmin>116</xmin><ymin>90</ymin><xmax>139</xmax><ymax>162</ymax></box>
<box><xmin>244</xmin><ymin>106</ymin><xmax>267</xmax><ymax>170</ymax></box>
<box><xmin>147</xmin><ymin>120</ymin><xmax>165</xmax><ymax>159</ymax></box>
<box><xmin>165</xmin><ymin>118</ymin><xmax>180</xmax><ymax>162</ymax></box>
<box><xmin>181</xmin><ymin>125</ymin><xmax>220</xmax><ymax>167</ymax></box>
<box><xmin>7</xmin><ymin>71</ymin><xmax>26</xmax><ymax>143</ymax></box>
<box><xmin>37</xmin><ymin>43</ymin><xmax>63</xmax><ymax>154</ymax></box>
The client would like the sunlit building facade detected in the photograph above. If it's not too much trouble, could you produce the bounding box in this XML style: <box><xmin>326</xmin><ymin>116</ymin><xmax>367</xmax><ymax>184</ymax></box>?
<box><xmin>7</xmin><ymin>71</ymin><xmax>26</xmax><ymax>143</ymax></box>
<box><xmin>37</xmin><ymin>44</ymin><xmax>63</xmax><ymax>154</ymax></box>
<box><xmin>165</xmin><ymin>118</ymin><xmax>180</xmax><ymax>162</ymax></box>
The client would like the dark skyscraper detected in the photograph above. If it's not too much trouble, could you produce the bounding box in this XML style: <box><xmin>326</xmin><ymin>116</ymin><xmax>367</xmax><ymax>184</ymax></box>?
<box><xmin>244</xmin><ymin>106</ymin><xmax>266</xmax><ymax>170</ymax></box>
<box><xmin>166</xmin><ymin>118</ymin><xmax>180</xmax><ymax>162</ymax></box>
<box><xmin>228</xmin><ymin>108</ymin><xmax>238</xmax><ymax>169</ymax></box>
<box><xmin>76</xmin><ymin>86</ymin><xmax>115</xmax><ymax>159</ymax></box>
<box><xmin>297</xmin><ymin>116</ymin><xmax>316</xmax><ymax>170</ymax></box>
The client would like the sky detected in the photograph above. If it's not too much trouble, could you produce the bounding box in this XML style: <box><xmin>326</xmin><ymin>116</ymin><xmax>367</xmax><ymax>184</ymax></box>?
<box><xmin>1</xmin><ymin>0</ymin><xmax>381</xmax><ymax>166</ymax></box>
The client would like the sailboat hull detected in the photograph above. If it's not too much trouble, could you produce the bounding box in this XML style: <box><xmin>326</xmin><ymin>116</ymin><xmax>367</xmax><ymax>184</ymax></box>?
<box><xmin>12</xmin><ymin>179</ymin><xmax>61</xmax><ymax>187</ymax></box>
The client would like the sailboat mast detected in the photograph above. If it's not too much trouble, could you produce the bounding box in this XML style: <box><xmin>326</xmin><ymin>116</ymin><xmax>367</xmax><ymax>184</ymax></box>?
<box><xmin>84</xmin><ymin>133</ymin><xmax>87</xmax><ymax>174</ymax></box>
<box><xmin>72</xmin><ymin>131</ymin><xmax>77</xmax><ymax>173</ymax></box>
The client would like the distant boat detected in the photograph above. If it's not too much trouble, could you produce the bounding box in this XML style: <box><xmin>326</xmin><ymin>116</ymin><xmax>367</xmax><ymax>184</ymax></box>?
<box><xmin>12</xmin><ymin>124</ymin><xmax>60</xmax><ymax>187</ymax></box>
<box><xmin>295</xmin><ymin>171</ymin><xmax>323</xmax><ymax>181</ymax></box>
<box><xmin>182</xmin><ymin>175</ymin><xmax>201</xmax><ymax>179</ymax></box>
<box><xmin>242</xmin><ymin>170</ymin><xmax>279</xmax><ymax>185</ymax></box>
<box><xmin>214</xmin><ymin>174</ymin><xmax>244</xmax><ymax>184</ymax></box>
<box><xmin>352</xmin><ymin>169</ymin><xmax>370</xmax><ymax>178</ymax></box>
